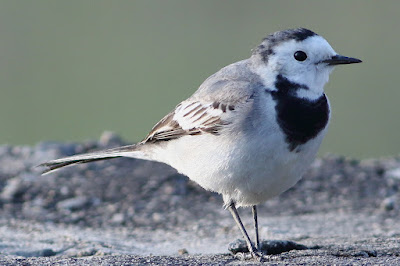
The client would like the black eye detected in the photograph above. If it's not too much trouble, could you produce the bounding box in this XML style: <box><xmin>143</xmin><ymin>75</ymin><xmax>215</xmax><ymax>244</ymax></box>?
<box><xmin>294</xmin><ymin>51</ymin><xmax>307</xmax><ymax>61</ymax></box>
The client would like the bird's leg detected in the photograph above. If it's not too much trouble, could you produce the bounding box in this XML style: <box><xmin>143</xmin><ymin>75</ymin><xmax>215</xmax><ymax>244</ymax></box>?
<box><xmin>252</xmin><ymin>205</ymin><xmax>260</xmax><ymax>250</ymax></box>
<box><xmin>227</xmin><ymin>202</ymin><xmax>261</xmax><ymax>259</ymax></box>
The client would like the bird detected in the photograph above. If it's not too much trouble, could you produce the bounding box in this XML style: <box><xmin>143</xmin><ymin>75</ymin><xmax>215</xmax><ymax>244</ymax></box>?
<box><xmin>39</xmin><ymin>28</ymin><xmax>361</xmax><ymax>259</ymax></box>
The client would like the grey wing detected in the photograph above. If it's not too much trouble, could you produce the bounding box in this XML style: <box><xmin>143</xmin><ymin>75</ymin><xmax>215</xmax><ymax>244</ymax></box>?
<box><xmin>142</xmin><ymin>59</ymin><xmax>262</xmax><ymax>143</ymax></box>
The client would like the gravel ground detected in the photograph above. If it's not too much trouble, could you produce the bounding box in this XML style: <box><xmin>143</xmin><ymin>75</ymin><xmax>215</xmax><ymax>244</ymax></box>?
<box><xmin>0</xmin><ymin>132</ymin><xmax>399</xmax><ymax>264</ymax></box>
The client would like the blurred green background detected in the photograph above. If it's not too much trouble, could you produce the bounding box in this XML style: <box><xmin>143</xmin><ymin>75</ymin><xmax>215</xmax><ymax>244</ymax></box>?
<box><xmin>0</xmin><ymin>1</ymin><xmax>399</xmax><ymax>159</ymax></box>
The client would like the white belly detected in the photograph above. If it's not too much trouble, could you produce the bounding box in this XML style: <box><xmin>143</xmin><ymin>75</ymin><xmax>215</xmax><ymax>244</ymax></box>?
<box><xmin>150</xmin><ymin>126</ymin><xmax>327</xmax><ymax>207</ymax></box>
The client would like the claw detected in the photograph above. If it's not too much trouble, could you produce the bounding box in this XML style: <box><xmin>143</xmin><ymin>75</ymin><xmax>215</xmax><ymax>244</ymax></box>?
<box><xmin>250</xmin><ymin>250</ymin><xmax>264</xmax><ymax>262</ymax></box>
<box><xmin>234</xmin><ymin>248</ymin><xmax>265</xmax><ymax>261</ymax></box>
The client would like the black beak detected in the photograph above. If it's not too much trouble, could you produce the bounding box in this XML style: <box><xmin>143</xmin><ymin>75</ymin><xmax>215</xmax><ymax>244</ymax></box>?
<box><xmin>322</xmin><ymin>55</ymin><xmax>362</xmax><ymax>65</ymax></box>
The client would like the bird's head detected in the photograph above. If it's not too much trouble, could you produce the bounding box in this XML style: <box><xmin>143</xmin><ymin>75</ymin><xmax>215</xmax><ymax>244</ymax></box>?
<box><xmin>251</xmin><ymin>28</ymin><xmax>362</xmax><ymax>99</ymax></box>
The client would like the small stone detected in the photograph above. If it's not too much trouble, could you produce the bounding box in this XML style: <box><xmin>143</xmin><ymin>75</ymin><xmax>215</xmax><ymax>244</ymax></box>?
<box><xmin>385</xmin><ymin>167</ymin><xmax>400</xmax><ymax>180</ymax></box>
<box><xmin>76</xmin><ymin>248</ymin><xmax>98</xmax><ymax>257</ymax></box>
<box><xmin>0</xmin><ymin>177</ymin><xmax>24</xmax><ymax>202</ymax></box>
<box><xmin>380</xmin><ymin>197</ymin><xmax>396</xmax><ymax>211</ymax></box>
<box><xmin>99</xmin><ymin>131</ymin><xmax>123</xmax><ymax>146</ymax></box>
<box><xmin>366</xmin><ymin>250</ymin><xmax>377</xmax><ymax>257</ymax></box>
<box><xmin>57</xmin><ymin>196</ymin><xmax>89</xmax><ymax>211</ymax></box>
<box><xmin>111</xmin><ymin>213</ymin><xmax>125</xmax><ymax>224</ymax></box>
<box><xmin>40</xmin><ymin>248</ymin><xmax>57</xmax><ymax>257</ymax></box>
<box><xmin>353</xmin><ymin>250</ymin><xmax>377</xmax><ymax>257</ymax></box>
<box><xmin>152</xmin><ymin>212</ymin><xmax>164</xmax><ymax>222</ymax></box>
<box><xmin>354</xmin><ymin>251</ymin><xmax>370</xmax><ymax>257</ymax></box>
<box><xmin>0</xmin><ymin>145</ymin><xmax>11</xmax><ymax>156</ymax></box>
<box><xmin>178</xmin><ymin>248</ymin><xmax>189</xmax><ymax>255</ymax></box>
<box><xmin>11</xmin><ymin>146</ymin><xmax>32</xmax><ymax>158</ymax></box>
<box><xmin>228</xmin><ymin>239</ymin><xmax>247</xmax><ymax>254</ymax></box>
<box><xmin>60</xmin><ymin>186</ymin><xmax>69</xmax><ymax>196</ymax></box>
<box><xmin>0</xmin><ymin>173</ymin><xmax>35</xmax><ymax>202</ymax></box>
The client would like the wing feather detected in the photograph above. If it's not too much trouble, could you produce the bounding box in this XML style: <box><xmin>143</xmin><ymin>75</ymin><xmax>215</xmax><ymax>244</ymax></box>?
<box><xmin>142</xmin><ymin>100</ymin><xmax>234</xmax><ymax>143</ymax></box>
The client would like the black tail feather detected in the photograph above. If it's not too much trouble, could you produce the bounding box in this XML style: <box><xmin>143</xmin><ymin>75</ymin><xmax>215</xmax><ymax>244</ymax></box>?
<box><xmin>38</xmin><ymin>144</ymin><xmax>140</xmax><ymax>174</ymax></box>
<box><xmin>39</xmin><ymin>157</ymin><xmax>120</xmax><ymax>174</ymax></box>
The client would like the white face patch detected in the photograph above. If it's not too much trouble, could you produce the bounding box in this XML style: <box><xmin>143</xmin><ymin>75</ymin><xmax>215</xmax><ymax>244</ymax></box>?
<box><xmin>253</xmin><ymin>35</ymin><xmax>338</xmax><ymax>98</ymax></box>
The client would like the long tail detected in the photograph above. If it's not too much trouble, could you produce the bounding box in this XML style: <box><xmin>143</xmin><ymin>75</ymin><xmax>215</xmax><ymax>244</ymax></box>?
<box><xmin>39</xmin><ymin>144</ymin><xmax>146</xmax><ymax>174</ymax></box>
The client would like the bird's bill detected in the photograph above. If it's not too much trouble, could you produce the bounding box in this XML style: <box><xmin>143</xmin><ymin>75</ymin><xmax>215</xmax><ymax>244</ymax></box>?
<box><xmin>322</xmin><ymin>55</ymin><xmax>362</xmax><ymax>65</ymax></box>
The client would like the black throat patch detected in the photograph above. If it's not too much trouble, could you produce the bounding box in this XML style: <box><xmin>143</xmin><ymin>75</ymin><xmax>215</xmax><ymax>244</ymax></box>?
<box><xmin>271</xmin><ymin>75</ymin><xmax>330</xmax><ymax>151</ymax></box>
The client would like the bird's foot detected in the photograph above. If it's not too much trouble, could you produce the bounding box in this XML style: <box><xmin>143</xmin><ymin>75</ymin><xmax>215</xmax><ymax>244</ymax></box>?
<box><xmin>250</xmin><ymin>249</ymin><xmax>265</xmax><ymax>262</ymax></box>
<box><xmin>234</xmin><ymin>249</ymin><xmax>265</xmax><ymax>262</ymax></box>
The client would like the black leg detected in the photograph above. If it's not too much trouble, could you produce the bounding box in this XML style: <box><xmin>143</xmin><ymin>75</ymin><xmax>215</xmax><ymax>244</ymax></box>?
<box><xmin>252</xmin><ymin>205</ymin><xmax>260</xmax><ymax>250</ymax></box>
<box><xmin>228</xmin><ymin>202</ymin><xmax>261</xmax><ymax>259</ymax></box>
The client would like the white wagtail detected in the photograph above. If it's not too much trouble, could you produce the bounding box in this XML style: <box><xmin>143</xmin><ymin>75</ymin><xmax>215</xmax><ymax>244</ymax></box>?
<box><xmin>40</xmin><ymin>28</ymin><xmax>361</xmax><ymax>259</ymax></box>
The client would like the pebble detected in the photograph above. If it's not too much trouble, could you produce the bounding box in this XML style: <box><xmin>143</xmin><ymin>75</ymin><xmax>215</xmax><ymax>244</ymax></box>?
<box><xmin>56</xmin><ymin>196</ymin><xmax>89</xmax><ymax>211</ymax></box>
<box><xmin>99</xmin><ymin>131</ymin><xmax>123</xmax><ymax>146</ymax></box>
<box><xmin>385</xmin><ymin>168</ymin><xmax>400</xmax><ymax>180</ymax></box>
<box><xmin>380</xmin><ymin>197</ymin><xmax>396</xmax><ymax>211</ymax></box>
<box><xmin>178</xmin><ymin>248</ymin><xmax>188</xmax><ymax>255</ymax></box>
<box><xmin>111</xmin><ymin>213</ymin><xmax>126</xmax><ymax>224</ymax></box>
<box><xmin>0</xmin><ymin>177</ymin><xmax>23</xmax><ymax>202</ymax></box>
